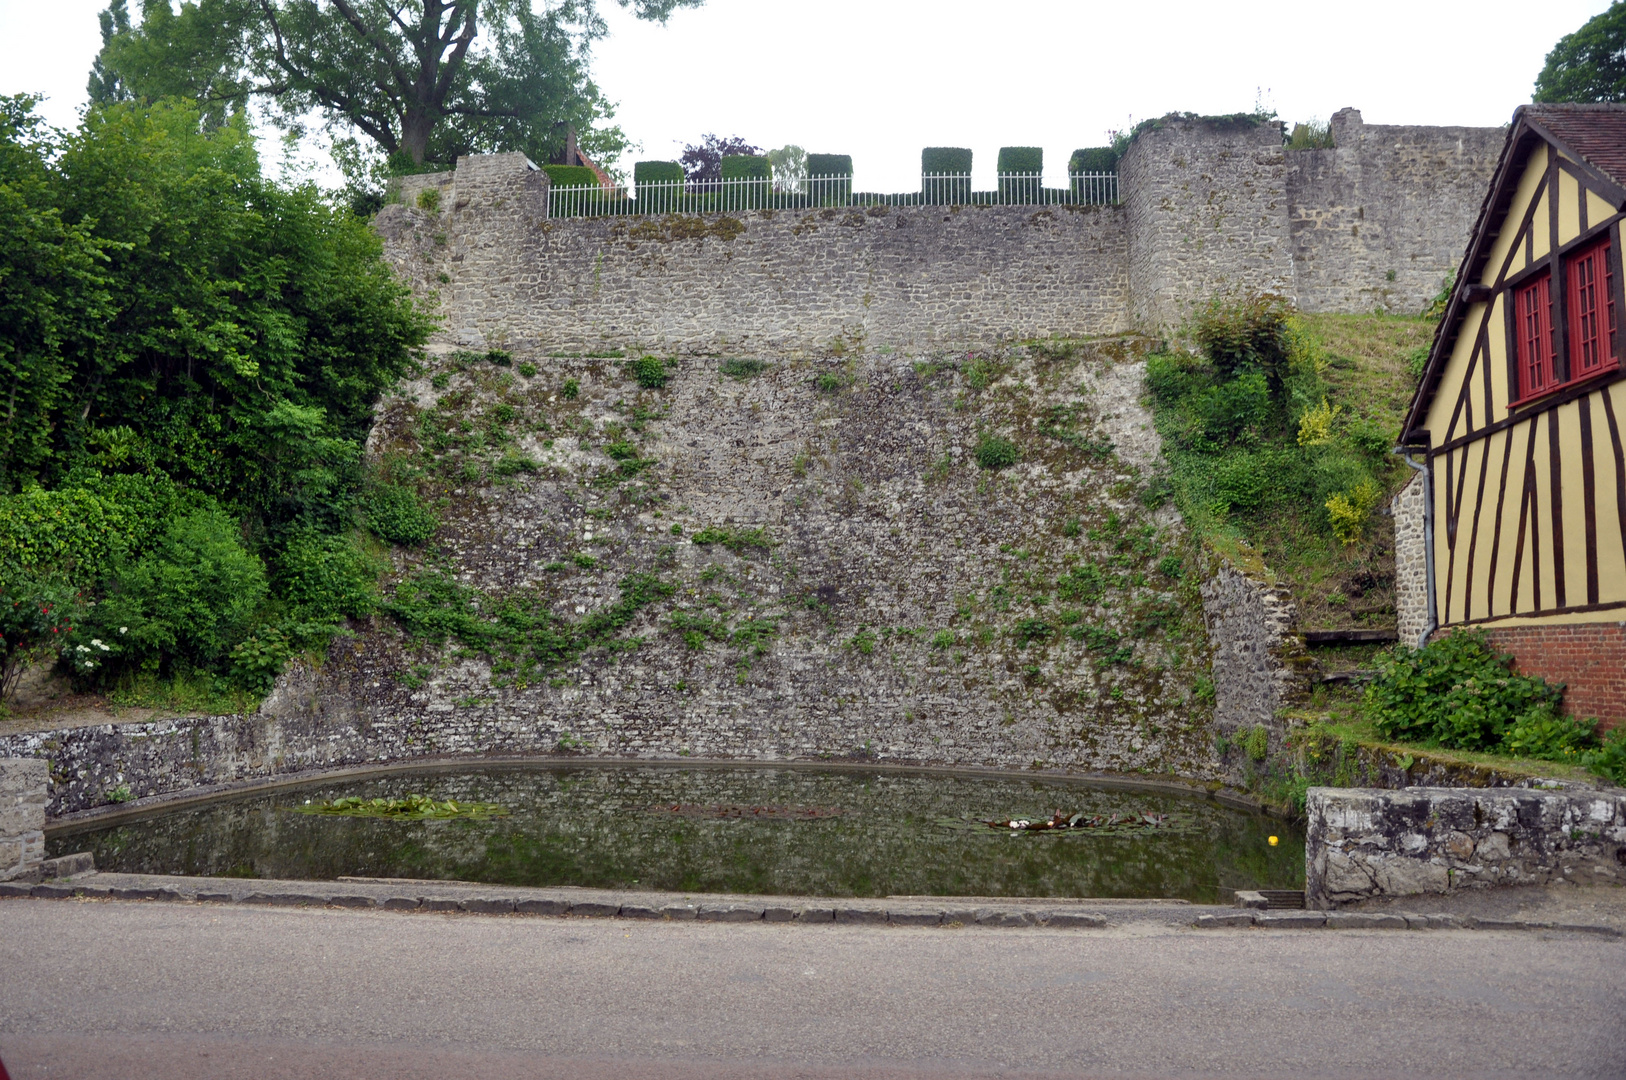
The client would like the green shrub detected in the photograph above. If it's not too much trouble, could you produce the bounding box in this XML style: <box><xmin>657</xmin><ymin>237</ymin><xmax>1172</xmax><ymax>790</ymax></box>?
<box><xmin>1068</xmin><ymin>147</ymin><xmax>1118</xmax><ymax>173</ymax></box>
<box><xmin>1014</xmin><ymin>618</ymin><xmax>1053</xmax><ymax>646</ymax></box>
<box><xmin>997</xmin><ymin>147</ymin><xmax>1043</xmax><ymax>174</ymax></box>
<box><xmin>1244</xmin><ymin>725</ymin><xmax>1270</xmax><ymax>761</ymax></box>
<box><xmin>561</xmin><ymin>378</ymin><xmax>580</xmax><ymax>400</ymax></box>
<box><xmin>629</xmin><ymin>355</ymin><xmax>668</xmax><ymax>389</ymax></box>
<box><xmin>806</xmin><ymin>153</ymin><xmax>852</xmax><ymax>177</ymax></box>
<box><xmin>1364</xmin><ymin>630</ymin><xmax>1566</xmax><ymax>751</ymax></box>
<box><xmin>1</xmin><ymin>577</ymin><xmax>85</xmax><ymax>702</ymax></box>
<box><xmin>542</xmin><ymin>165</ymin><xmax>598</xmax><ymax>188</ymax></box>
<box><xmin>921</xmin><ymin>147</ymin><xmax>972</xmax><ymax>175</ymax></box>
<box><xmin>0</xmin><ymin>474</ymin><xmax>178</xmax><ymax>591</ymax></box>
<box><xmin>275</xmin><ymin>531</ymin><xmax>378</xmax><ymax>625</ymax></box>
<box><xmin>92</xmin><ymin>508</ymin><xmax>269</xmax><ymax>673</ymax></box>
<box><xmin>1502</xmin><ymin>709</ymin><xmax>1598</xmax><ymax>761</ymax></box>
<box><xmin>518</xmin><ymin>363</ymin><xmax>538</xmax><ymax>378</ymax></box>
<box><xmin>1193</xmin><ymin>293</ymin><xmax>1300</xmax><ymax>396</ymax></box>
<box><xmin>228</xmin><ymin>625</ymin><xmax>292</xmax><ymax>693</ymax></box>
<box><xmin>415</xmin><ymin>187</ymin><xmax>440</xmax><ymax>212</ymax></box>
<box><xmin>634</xmin><ymin>160</ymin><xmax>683</xmax><ymax>186</ymax></box>
<box><xmin>720</xmin><ymin>155</ymin><xmax>771</xmax><ymax>181</ymax></box>
<box><xmin>719</xmin><ymin>357</ymin><xmax>769</xmax><ymax>380</ymax></box>
<box><xmin>973</xmin><ymin>434</ymin><xmax>1020</xmax><ymax>470</ymax></box>
<box><xmin>1586</xmin><ymin>726</ymin><xmax>1626</xmax><ymax>785</ymax></box>
<box><xmin>1055</xmin><ymin>562</ymin><xmax>1105</xmax><ymax>604</ymax></box>
<box><xmin>363</xmin><ymin>484</ymin><xmax>438</xmax><ymax>546</ymax></box>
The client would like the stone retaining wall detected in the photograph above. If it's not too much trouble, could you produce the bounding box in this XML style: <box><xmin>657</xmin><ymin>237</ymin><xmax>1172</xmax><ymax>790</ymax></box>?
<box><xmin>1305</xmin><ymin>785</ymin><xmax>1626</xmax><ymax>909</ymax></box>
<box><xmin>1391</xmin><ymin>470</ymin><xmax>1429</xmax><ymax>647</ymax></box>
<box><xmin>0</xmin><ymin>758</ymin><xmax>46</xmax><ymax>881</ymax></box>
<box><xmin>1200</xmin><ymin>559</ymin><xmax>1312</xmax><ymax>759</ymax></box>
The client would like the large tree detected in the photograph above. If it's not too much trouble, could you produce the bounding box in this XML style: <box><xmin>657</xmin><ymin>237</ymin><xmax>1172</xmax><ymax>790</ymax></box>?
<box><xmin>93</xmin><ymin>0</ymin><xmax>702</xmax><ymax>170</ymax></box>
<box><xmin>1535</xmin><ymin>1</ymin><xmax>1626</xmax><ymax>102</ymax></box>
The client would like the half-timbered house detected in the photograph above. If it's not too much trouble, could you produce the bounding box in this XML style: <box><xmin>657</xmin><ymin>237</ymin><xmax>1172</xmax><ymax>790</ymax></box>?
<box><xmin>1399</xmin><ymin>103</ymin><xmax>1626</xmax><ymax>728</ymax></box>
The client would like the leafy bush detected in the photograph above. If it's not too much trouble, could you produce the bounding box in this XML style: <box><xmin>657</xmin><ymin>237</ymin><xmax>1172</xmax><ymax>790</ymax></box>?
<box><xmin>0</xmin><ymin>475</ymin><xmax>176</xmax><ymax>591</ymax></box>
<box><xmin>921</xmin><ymin>147</ymin><xmax>971</xmax><ymax>175</ymax></box>
<box><xmin>1326</xmin><ymin>479</ymin><xmax>1382</xmax><ymax>545</ymax></box>
<box><xmin>561</xmin><ymin>378</ymin><xmax>580</xmax><ymax>400</ymax></box>
<box><xmin>629</xmin><ymin>356</ymin><xmax>668</xmax><ymax>389</ymax></box>
<box><xmin>720</xmin><ymin>155</ymin><xmax>771</xmax><ymax>181</ymax></box>
<box><xmin>633</xmin><ymin>160</ymin><xmax>683</xmax><ymax>187</ymax></box>
<box><xmin>415</xmin><ymin>187</ymin><xmax>440</xmax><ymax>212</ymax></box>
<box><xmin>0</xmin><ymin>577</ymin><xmax>85</xmax><ymax>702</ymax></box>
<box><xmin>973</xmin><ymin>434</ymin><xmax>1020</xmax><ymax>470</ymax></box>
<box><xmin>997</xmin><ymin>146</ymin><xmax>1043</xmax><ymax>174</ymax></box>
<box><xmin>274</xmin><ymin>531</ymin><xmax>378</xmax><ymax>625</ymax></box>
<box><xmin>806</xmin><ymin>153</ymin><xmax>852</xmax><ymax>177</ymax></box>
<box><xmin>1014</xmin><ymin>618</ymin><xmax>1053</xmax><ymax>646</ymax></box>
<box><xmin>1502</xmin><ymin>709</ymin><xmax>1598</xmax><ymax>761</ymax></box>
<box><xmin>1586</xmin><ymin>726</ymin><xmax>1626</xmax><ymax>785</ymax></box>
<box><xmin>1244</xmin><ymin>725</ymin><xmax>1270</xmax><ymax>761</ymax></box>
<box><xmin>91</xmin><ymin>508</ymin><xmax>269</xmax><ymax>674</ymax></box>
<box><xmin>228</xmin><ymin>625</ymin><xmax>292</xmax><ymax>693</ymax></box>
<box><xmin>541</xmin><ymin>165</ymin><xmax>598</xmax><ymax>188</ymax></box>
<box><xmin>363</xmin><ymin>484</ymin><xmax>438</xmax><ymax>546</ymax></box>
<box><xmin>1068</xmin><ymin>147</ymin><xmax>1118</xmax><ymax>173</ymax></box>
<box><xmin>1364</xmin><ymin>631</ymin><xmax>1567</xmax><ymax>751</ymax></box>
<box><xmin>1192</xmin><ymin>293</ymin><xmax>1300</xmax><ymax>396</ymax></box>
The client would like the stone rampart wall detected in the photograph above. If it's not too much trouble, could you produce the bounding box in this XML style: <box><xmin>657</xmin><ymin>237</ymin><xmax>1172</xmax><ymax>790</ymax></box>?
<box><xmin>1286</xmin><ymin>109</ymin><xmax>1504</xmax><ymax>315</ymax></box>
<box><xmin>1306</xmin><ymin>785</ymin><xmax>1626</xmax><ymax>908</ymax></box>
<box><xmin>377</xmin><ymin>195</ymin><xmax>1131</xmax><ymax>355</ymax></box>
<box><xmin>0</xmin><ymin>758</ymin><xmax>46</xmax><ymax>880</ymax></box>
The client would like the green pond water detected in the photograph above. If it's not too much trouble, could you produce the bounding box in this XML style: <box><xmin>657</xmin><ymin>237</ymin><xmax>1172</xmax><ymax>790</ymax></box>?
<box><xmin>49</xmin><ymin>765</ymin><xmax>1305</xmax><ymax>902</ymax></box>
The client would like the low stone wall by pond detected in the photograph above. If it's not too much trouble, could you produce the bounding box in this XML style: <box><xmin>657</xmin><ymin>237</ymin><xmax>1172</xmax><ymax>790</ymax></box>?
<box><xmin>0</xmin><ymin>758</ymin><xmax>46</xmax><ymax>880</ymax></box>
<box><xmin>1305</xmin><ymin>785</ymin><xmax>1626</xmax><ymax>909</ymax></box>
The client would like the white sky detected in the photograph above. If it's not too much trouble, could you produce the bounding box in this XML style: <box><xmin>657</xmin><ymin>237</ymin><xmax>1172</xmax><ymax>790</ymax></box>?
<box><xmin>0</xmin><ymin>0</ymin><xmax>1614</xmax><ymax>192</ymax></box>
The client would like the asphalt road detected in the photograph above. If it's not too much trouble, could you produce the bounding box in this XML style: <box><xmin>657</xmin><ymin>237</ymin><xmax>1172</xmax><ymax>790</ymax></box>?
<box><xmin>2</xmin><ymin>897</ymin><xmax>1623</xmax><ymax>1080</ymax></box>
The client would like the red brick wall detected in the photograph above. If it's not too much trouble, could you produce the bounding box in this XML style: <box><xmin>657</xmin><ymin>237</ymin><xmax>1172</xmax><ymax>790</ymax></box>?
<box><xmin>1476</xmin><ymin>623</ymin><xmax>1626</xmax><ymax>731</ymax></box>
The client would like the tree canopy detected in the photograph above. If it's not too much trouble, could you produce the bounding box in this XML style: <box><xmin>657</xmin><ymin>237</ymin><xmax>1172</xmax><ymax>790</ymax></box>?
<box><xmin>1535</xmin><ymin>1</ymin><xmax>1626</xmax><ymax>102</ymax></box>
<box><xmin>92</xmin><ymin>0</ymin><xmax>704</xmax><ymax>171</ymax></box>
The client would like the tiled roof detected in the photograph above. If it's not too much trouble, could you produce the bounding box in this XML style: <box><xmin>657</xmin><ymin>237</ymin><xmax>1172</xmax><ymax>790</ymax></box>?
<box><xmin>1522</xmin><ymin>103</ymin><xmax>1626</xmax><ymax>190</ymax></box>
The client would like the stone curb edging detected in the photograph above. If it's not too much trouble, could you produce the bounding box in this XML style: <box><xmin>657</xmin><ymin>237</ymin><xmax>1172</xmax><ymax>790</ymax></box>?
<box><xmin>1194</xmin><ymin>911</ymin><xmax>1624</xmax><ymax>936</ymax></box>
<box><xmin>0</xmin><ymin>874</ymin><xmax>1113</xmax><ymax>930</ymax></box>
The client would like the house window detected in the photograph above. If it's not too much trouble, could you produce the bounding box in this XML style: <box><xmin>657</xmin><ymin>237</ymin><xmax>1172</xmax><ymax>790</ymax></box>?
<box><xmin>1515</xmin><ymin>272</ymin><xmax>1556</xmax><ymax>401</ymax></box>
<box><xmin>1567</xmin><ymin>236</ymin><xmax>1617</xmax><ymax>378</ymax></box>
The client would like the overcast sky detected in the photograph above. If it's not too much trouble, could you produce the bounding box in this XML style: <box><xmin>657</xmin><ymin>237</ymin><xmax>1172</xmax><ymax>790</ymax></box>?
<box><xmin>0</xmin><ymin>0</ymin><xmax>1614</xmax><ymax>191</ymax></box>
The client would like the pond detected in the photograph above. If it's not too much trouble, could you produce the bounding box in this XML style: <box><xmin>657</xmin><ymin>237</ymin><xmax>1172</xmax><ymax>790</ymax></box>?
<box><xmin>48</xmin><ymin>764</ymin><xmax>1304</xmax><ymax>903</ymax></box>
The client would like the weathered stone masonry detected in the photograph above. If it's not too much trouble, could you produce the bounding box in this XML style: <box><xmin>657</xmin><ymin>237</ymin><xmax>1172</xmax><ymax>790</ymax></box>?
<box><xmin>0</xmin><ymin>758</ymin><xmax>45</xmax><ymax>880</ymax></box>
<box><xmin>383</xmin><ymin>110</ymin><xmax>1502</xmax><ymax>355</ymax></box>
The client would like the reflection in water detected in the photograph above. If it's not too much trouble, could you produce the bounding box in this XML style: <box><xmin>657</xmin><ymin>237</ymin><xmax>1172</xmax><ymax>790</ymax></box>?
<box><xmin>51</xmin><ymin>766</ymin><xmax>1304</xmax><ymax>903</ymax></box>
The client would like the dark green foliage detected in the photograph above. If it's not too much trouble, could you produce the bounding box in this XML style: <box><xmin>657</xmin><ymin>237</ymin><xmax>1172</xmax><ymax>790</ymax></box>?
<box><xmin>384</xmin><ymin>569</ymin><xmax>675</xmax><ymax>676</ymax></box>
<box><xmin>89</xmin><ymin>508</ymin><xmax>269</xmax><ymax>674</ymax></box>
<box><xmin>806</xmin><ymin>153</ymin><xmax>852</xmax><ymax>177</ymax></box>
<box><xmin>973</xmin><ymin>434</ymin><xmax>1020</xmax><ymax>470</ymax></box>
<box><xmin>0</xmin><ymin>472</ymin><xmax>178</xmax><ymax>593</ymax></box>
<box><xmin>228</xmin><ymin>626</ymin><xmax>292</xmax><ymax>694</ymax></box>
<box><xmin>1014</xmin><ymin>618</ymin><xmax>1053</xmax><ymax>647</ymax></box>
<box><xmin>1535</xmin><ymin>2</ymin><xmax>1626</xmax><ymax>102</ymax></box>
<box><xmin>0</xmin><ymin>578</ymin><xmax>85</xmax><ymax>703</ymax></box>
<box><xmin>815</xmin><ymin>371</ymin><xmax>846</xmax><ymax>393</ymax></box>
<box><xmin>634</xmin><ymin>160</ymin><xmax>683</xmax><ymax>186</ymax></box>
<box><xmin>1587</xmin><ymin>726</ymin><xmax>1626</xmax><ymax>784</ymax></box>
<box><xmin>561</xmin><ymin>378</ymin><xmax>580</xmax><ymax>400</ymax></box>
<box><xmin>997</xmin><ymin>147</ymin><xmax>1042</xmax><ymax>174</ymax></box>
<box><xmin>1502</xmin><ymin>709</ymin><xmax>1598</xmax><ymax>761</ymax></box>
<box><xmin>1192</xmin><ymin>293</ymin><xmax>1298</xmax><ymax>395</ymax></box>
<box><xmin>542</xmin><ymin>165</ymin><xmax>598</xmax><ymax>188</ymax></box>
<box><xmin>363</xmin><ymin>484</ymin><xmax>438</xmax><ymax>546</ymax></box>
<box><xmin>1056</xmin><ymin>562</ymin><xmax>1105</xmax><ymax>604</ymax></box>
<box><xmin>690</xmin><ymin>525</ymin><xmax>774</xmax><ymax>555</ymax></box>
<box><xmin>1364</xmin><ymin>631</ymin><xmax>1571</xmax><ymax>752</ymax></box>
<box><xmin>1067</xmin><ymin>147</ymin><xmax>1118</xmax><ymax>173</ymax></box>
<box><xmin>921</xmin><ymin>147</ymin><xmax>971</xmax><ymax>174</ymax></box>
<box><xmin>719</xmin><ymin>357</ymin><xmax>768</xmax><ymax>380</ymax></box>
<box><xmin>274</xmin><ymin>531</ymin><xmax>378</xmax><ymax>625</ymax></box>
<box><xmin>1244</xmin><ymin>726</ymin><xmax>1269</xmax><ymax>761</ymax></box>
<box><xmin>1286</xmin><ymin>121</ymin><xmax>1334</xmax><ymax>150</ymax></box>
<box><xmin>720</xmin><ymin>155</ymin><xmax>771</xmax><ymax>181</ymax></box>
<box><xmin>629</xmin><ymin>355</ymin><xmax>668</xmax><ymax>388</ymax></box>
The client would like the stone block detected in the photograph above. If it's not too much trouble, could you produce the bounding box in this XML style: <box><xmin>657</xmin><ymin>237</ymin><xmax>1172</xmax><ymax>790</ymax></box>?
<box><xmin>618</xmin><ymin>904</ymin><xmax>663</xmax><ymax>919</ymax></box>
<box><xmin>1196</xmin><ymin>913</ymin><xmax>1257</xmax><ymax>928</ymax></box>
<box><xmin>41</xmin><ymin>852</ymin><xmax>95</xmax><ymax>879</ymax></box>
<box><xmin>1040</xmin><ymin>912</ymin><xmax>1108</xmax><ymax>929</ymax></box>
<box><xmin>459</xmin><ymin>897</ymin><xmax>515</xmax><ymax>914</ymax></box>
<box><xmin>418</xmin><ymin>897</ymin><xmax>462</xmax><ymax>912</ymax></box>
<box><xmin>1233</xmin><ymin>890</ymin><xmax>1269</xmax><ymax>909</ymax></box>
<box><xmin>381</xmin><ymin>896</ymin><xmax>423</xmax><ymax>911</ymax></box>
<box><xmin>513</xmin><ymin>898</ymin><xmax>567</xmax><ymax>915</ymax></box>
<box><xmin>567</xmin><ymin>901</ymin><xmax>620</xmax><ymax>918</ymax></box>
<box><xmin>835</xmin><ymin>907</ymin><xmax>888</xmax><ymax>925</ymax></box>
<box><xmin>0</xmin><ymin>881</ymin><xmax>35</xmax><ymax>898</ymax></box>
<box><xmin>326</xmin><ymin>895</ymin><xmax>377</xmax><ymax>909</ymax></box>
<box><xmin>976</xmin><ymin>909</ymin><xmax>1035</xmax><ymax>927</ymax></box>
<box><xmin>1325</xmin><ymin>912</ymin><xmax>1407</xmax><ymax>930</ymax></box>
<box><xmin>886</xmin><ymin>910</ymin><xmax>943</xmax><ymax>927</ymax></box>
<box><xmin>761</xmin><ymin>906</ymin><xmax>798</xmax><ymax>923</ymax></box>
<box><xmin>696</xmin><ymin>904</ymin><xmax>764</xmax><ymax>922</ymax></box>
<box><xmin>659</xmin><ymin>903</ymin><xmax>699</xmax><ymax>920</ymax></box>
<box><xmin>794</xmin><ymin>907</ymin><xmax>834</xmax><ymax>923</ymax></box>
<box><xmin>195</xmin><ymin>892</ymin><xmax>235</xmax><ymax>904</ymax></box>
<box><xmin>1256</xmin><ymin>912</ymin><xmax>1326</xmax><ymax>929</ymax></box>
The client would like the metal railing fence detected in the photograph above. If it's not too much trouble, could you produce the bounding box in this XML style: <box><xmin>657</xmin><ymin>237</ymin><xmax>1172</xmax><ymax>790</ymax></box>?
<box><xmin>545</xmin><ymin>172</ymin><xmax>1119</xmax><ymax>218</ymax></box>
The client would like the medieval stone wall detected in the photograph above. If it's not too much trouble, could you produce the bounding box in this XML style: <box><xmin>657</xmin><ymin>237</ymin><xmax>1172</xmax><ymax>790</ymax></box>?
<box><xmin>1199</xmin><ymin>560</ymin><xmax>1311</xmax><ymax>757</ymax></box>
<box><xmin>1287</xmin><ymin>109</ymin><xmax>1505</xmax><ymax>315</ymax></box>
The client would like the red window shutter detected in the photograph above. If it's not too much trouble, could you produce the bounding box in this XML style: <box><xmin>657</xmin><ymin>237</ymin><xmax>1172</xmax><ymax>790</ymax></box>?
<box><xmin>1567</xmin><ymin>238</ymin><xmax>1615</xmax><ymax>378</ymax></box>
<box><xmin>1516</xmin><ymin>273</ymin><xmax>1555</xmax><ymax>400</ymax></box>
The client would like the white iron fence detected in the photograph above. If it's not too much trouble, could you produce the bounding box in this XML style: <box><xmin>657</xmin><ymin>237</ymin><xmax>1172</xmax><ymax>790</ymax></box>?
<box><xmin>546</xmin><ymin>172</ymin><xmax>1120</xmax><ymax>218</ymax></box>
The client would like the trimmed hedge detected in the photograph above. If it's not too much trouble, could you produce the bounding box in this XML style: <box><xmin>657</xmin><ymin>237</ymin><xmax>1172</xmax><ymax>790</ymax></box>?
<box><xmin>634</xmin><ymin>160</ymin><xmax>683</xmax><ymax>186</ymax></box>
<box><xmin>806</xmin><ymin>153</ymin><xmax>853</xmax><ymax>177</ymax></box>
<box><xmin>1068</xmin><ymin>147</ymin><xmax>1118</xmax><ymax>173</ymax></box>
<box><xmin>997</xmin><ymin>146</ymin><xmax>1043</xmax><ymax>175</ymax></box>
<box><xmin>921</xmin><ymin>147</ymin><xmax>972</xmax><ymax>175</ymax></box>
<box><xmin>541</xmin><ymin>165</ymin><xmax>598</xmax><ymax>188</ymax></box>
<box><xmin>720</xmin><ymin>155</ymin><xmax>771</xmax><ymax>181</ymax></box>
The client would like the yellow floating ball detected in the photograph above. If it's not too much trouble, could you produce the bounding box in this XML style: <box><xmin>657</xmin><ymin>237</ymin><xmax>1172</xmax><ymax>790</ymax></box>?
<box><xmin>1268</xmin><ymin>835</ymin><xmax>1279</xmax><ymax>846</ymax></box>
